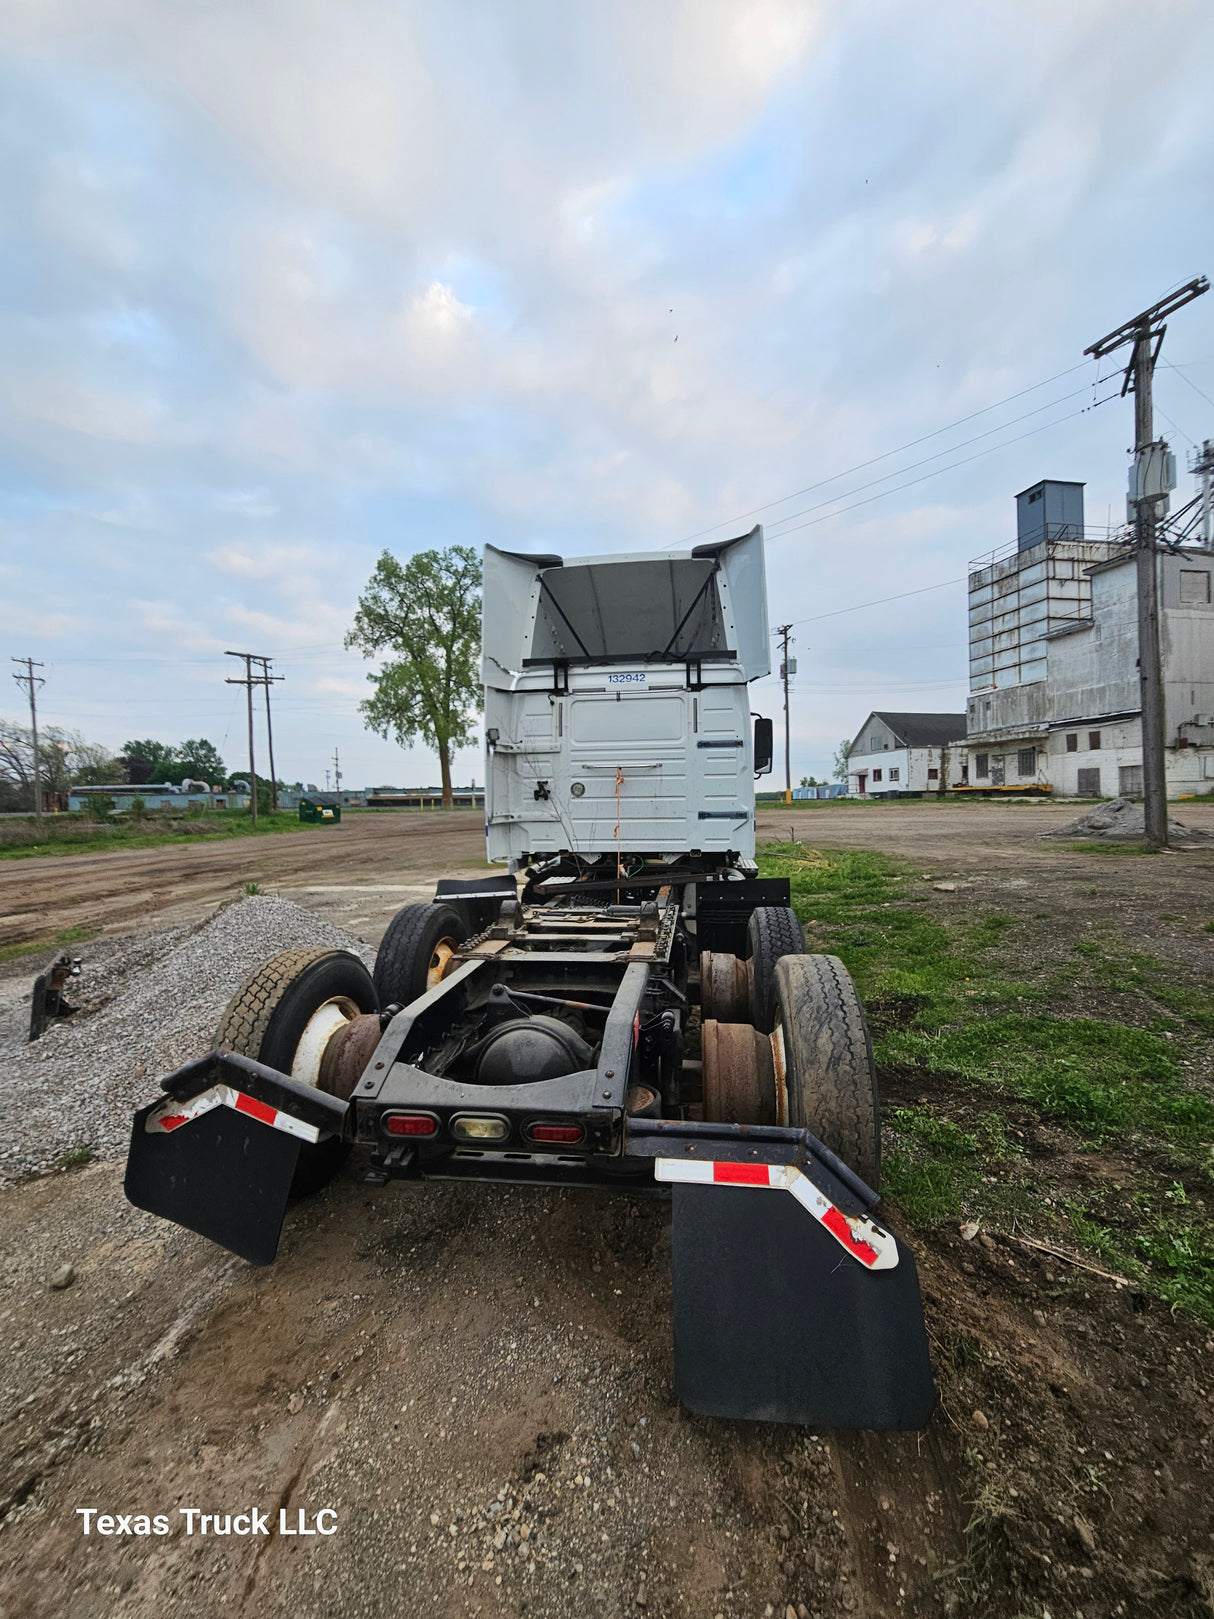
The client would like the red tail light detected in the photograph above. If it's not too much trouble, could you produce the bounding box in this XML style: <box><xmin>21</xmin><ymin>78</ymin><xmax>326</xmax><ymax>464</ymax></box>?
<box><xmin>527</xmin><ymin>1122</ymin><xmax>585</xmax><ymax>1145</ymax></box>
<box><xmin>383</xmin><ymin>1112</ymin><xmax>439</xmax><ymax>1137</ymax></box>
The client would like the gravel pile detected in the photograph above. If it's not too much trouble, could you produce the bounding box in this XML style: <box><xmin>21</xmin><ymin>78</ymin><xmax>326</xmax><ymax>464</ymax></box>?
<box><xmin>1043</xmin><ymin>794</ymin><xmax>1208</xmax><ymax>841</ymax></box>
<box><xmin>0</xmin><ymin>896</ymin><xmax>375</xmax><ymax>1184</ymax></box>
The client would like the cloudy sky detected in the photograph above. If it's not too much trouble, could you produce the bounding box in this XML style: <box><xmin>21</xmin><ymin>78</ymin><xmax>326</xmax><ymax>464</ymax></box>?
<box><xmin>2</xmin><ymin>0</ymin><xmax>1211</xmax><ymax>789</ymax></box>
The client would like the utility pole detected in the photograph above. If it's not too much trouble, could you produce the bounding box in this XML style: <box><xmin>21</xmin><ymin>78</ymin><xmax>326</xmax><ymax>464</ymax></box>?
<box><xmin>11</xmin><ymin>658</ymin><xmax>45</xmax><ymax>823</ymax></box>
<box><xmin>332</xmin><ymin>747</ymin><xmax>342</xmax><ymax>797</ymax></box>
<box><xmin>225</xmin><ymin>651</ymin><xmax>272</xmax><ymax>829</ymax></box>
<box><xmin>252</xmin><ymin>656</ymin><xmax>284</xmax><ymax>811</ymax></box>
<box><xmin>776</xmin><ymin>624</ymin><xmax>794</xmax><ymax>806</ymax></box>
<box><xmin>1192</xmin><ymin>439</ymin><xmax>1214</xmax><ymax>551</ymax></box>
<box><xmin>1085</xmin><ymin>276</ymin><xmax>1209</xmax><ymax>847</ymax></box>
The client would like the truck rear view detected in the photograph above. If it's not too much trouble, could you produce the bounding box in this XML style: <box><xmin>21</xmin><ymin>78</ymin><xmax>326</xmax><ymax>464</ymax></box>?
<box><xmin>124</xmin><ymin>526</ymin><xmax>935</xmax><ymax>1430</ymax></box>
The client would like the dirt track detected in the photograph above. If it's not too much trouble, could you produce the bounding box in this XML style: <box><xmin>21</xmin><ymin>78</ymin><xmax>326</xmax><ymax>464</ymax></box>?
<box><xmin>4</xmin><ymin>799</ymin><xmax>1213</xmax><ymax>954</ymax></box>
<box><xmin>0</xmin><ymin>810</ymin><xmax>491</xmax><ymax>950</ymax></box>
<box><xmin>2</xmin><ymin>803</ymin><xmax>1213</xmax><ymax>1618</ymax></box>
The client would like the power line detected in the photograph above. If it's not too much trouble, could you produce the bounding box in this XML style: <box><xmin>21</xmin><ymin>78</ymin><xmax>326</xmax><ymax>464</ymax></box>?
<box><xmin>678</xmin><ymin>359</ymin><xmax>1095</xmax><ymax>544</ymax></box>
<box><xmin>765</xmin><ymin>399</ymin><xmax>1111</xmax><ymax>544</ymax></box>
<box><xmin>755</xmin><ymin>385</ymin><xmax>1092</xmax><ymax>536</ymax></box>
<box><xmin>784</xmin><ymin>576</ymin><xmax>967</xmax><ymax>630</ymax></box>
<box><xmin>1160</xmin><ymin>359</ymin><xmax>1214</xmax><ymax>412</ymax></box>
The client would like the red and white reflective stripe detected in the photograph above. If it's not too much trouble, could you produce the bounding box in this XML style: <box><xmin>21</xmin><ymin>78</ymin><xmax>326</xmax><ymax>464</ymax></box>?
<box><xmin>146</xmin><ymin>1085</ymin><xmax>321</xmax><ymax>1145</ymax></box>
<box><xmin>653</xmin><ymin>1157</ymin><xmax>897</xmax><ymax>1271</ymax></box>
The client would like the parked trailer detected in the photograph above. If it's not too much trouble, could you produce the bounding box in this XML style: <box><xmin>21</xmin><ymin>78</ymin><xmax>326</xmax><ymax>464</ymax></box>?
<box><xmin>125</xmin><ymin>528</ymin><xmax>934</xmax><ymax>1429</ymax></box>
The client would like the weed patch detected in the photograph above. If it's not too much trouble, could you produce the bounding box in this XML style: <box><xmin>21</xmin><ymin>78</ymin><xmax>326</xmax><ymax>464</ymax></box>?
<box><xmin>755</xmin><ymin>841</ymin><xmax>1214</xmax><ymax>1323</ymax></box>
<box><xmin>0</xmin><ymin>925</ymin><xmax>102</xmax><ymax>965</ymax></box>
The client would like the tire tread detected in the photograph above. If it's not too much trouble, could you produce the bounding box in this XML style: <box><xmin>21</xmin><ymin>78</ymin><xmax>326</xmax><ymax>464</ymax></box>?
<box><xmin>775</xmin><ymin>952</ymin><xmax>880</xmax><ymax>1188</ymax></box>
<box><xmin>747</xmin><ymin>906</ymin><xmax>807</xmax><ymax>1033</ymax></box>
<box><xmin>215</xmin><ymin>948</ymin><xmax>342</xmax><ymax>1058</ymax></box>
<box><xmin>373</xmin><ymin>904</ymin><xmax>464</xmax><ymax>1009</ymax></box>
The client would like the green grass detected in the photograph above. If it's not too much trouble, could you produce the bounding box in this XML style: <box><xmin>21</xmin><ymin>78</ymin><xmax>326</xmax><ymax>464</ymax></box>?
<box><xmin>0</xmin><ymin>925</ymin><xmax>102</xmax><ymax>965</ymax></box>
<box><xmin>0</xmin><ymin>809</ymin><xmax>317</xmax><ymax>860</ymax></box>
<box><xmin>55</xmin><ymin>1144</ymin><xmax>95</xmax><ymax>1169</ymax></box>
<box><xmin>755</xmin><ymin>840</ymin><xmax>1214</xmax><ymax>1323</ymax></box>
<box><xmin>883</xmin><ymin>1016</ymin><xmax>1212</xmax><ymax>1147</ymax></box>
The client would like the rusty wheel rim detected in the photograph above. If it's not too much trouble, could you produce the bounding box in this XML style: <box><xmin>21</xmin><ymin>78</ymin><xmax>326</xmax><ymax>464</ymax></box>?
<box><xmin>702</xmin><ymin>1020</ymin><xmax>778</xmax><ymax>1126</ymax></box>
<box><xmin>426</xmin><ymin>937</ymin><xmax>458</xmax><ymax>990</ymax></box>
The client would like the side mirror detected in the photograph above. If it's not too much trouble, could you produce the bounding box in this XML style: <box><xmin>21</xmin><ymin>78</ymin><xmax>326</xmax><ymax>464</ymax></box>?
<box><xmin>753</xmin><ymin>716</ymin><xmax>773</xmax><ymax>777</ymax></box>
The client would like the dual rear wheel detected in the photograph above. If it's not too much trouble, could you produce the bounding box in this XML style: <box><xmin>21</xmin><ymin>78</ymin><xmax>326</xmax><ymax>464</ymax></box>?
<box><xmin>214</xmin><ymin>903</ymin><xmax>470</xmax><ymax>1198</ymax></box>
<box><xmin>702</xmin><ymin>905</ymin><xmax>881</xmax><ymax>1190</ymax></box>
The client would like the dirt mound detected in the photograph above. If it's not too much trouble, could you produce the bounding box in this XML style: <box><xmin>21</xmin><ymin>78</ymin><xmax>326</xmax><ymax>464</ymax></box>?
<box><xmin>0</xmin><ymin>895</ymin><xmax>374</xmax><ymax>1184</ymax></box>
<box><xmin>1044</xmin><ymin>795</ymin><xmax>1208</xmax><ymax>841</ymax></box>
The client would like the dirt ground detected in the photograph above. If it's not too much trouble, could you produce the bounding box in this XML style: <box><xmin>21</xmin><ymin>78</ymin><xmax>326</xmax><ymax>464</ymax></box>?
<box><xmin>0</xmin><ymin>809</ymin><xmax>494</xmax><ymax>952</ymax></box>
<box><xmin>1</xmin><ymin>802</ymin><xmax>1213</xmax><ymax>1619</ymax></box>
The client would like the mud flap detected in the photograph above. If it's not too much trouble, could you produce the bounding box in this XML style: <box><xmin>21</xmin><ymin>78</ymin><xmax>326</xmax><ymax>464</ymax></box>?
<box><xmin>126</xmin><ymin>1099</ymin><xmax>302</xmax><ymax>1265</ymax></box>
<box><xmin>671</xmin><ymin>1182</ymin><xmax>936</xmax><ymax>1428</ymax></box>
<box><xmin>124</xmin><ymin>1053</ymin><xmax>350</xmax><ymax>1266</ymax></box>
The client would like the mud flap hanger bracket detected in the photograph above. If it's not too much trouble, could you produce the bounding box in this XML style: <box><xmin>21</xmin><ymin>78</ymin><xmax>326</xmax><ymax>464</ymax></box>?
<box><xmin>156</xmin><ymin>1051</ymin><xmax>351</xmax><ymax>1139</ymax></box>
<box><xmin>624</xmin><ymin>1116</ymin><xmax>879</xmax><ymax>1217</ymax></box>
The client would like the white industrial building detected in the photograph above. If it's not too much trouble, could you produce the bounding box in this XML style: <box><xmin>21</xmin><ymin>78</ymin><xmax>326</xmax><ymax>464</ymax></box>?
<box><xmin>964</xmin><ymin>479</ymin><xmax>1214</xmax><ymax>797</ymax></box>
<box><xmin>846</xmin><ymin>712</ymin><xmax>967</xmax><ymax>797</ymax></box>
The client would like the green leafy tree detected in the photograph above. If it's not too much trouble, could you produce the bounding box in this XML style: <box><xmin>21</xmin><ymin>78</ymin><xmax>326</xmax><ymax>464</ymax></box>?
<box><xmin>170</xmin><ymin>739</ymin><xmax>226</xmax><ymax>786</ymax></box>
<box><xmin>346</xmin><ymin>546</ymin><xmax>482</xmax><ymax>808</ymax></box>
<box><xmin>120</xmin><ymin>739</ymin><xmax>175</xmax><ymax>785</ymax></box>
<box><xmin>832</xmin><ymin>738</ymin><xmax>852</xmax><ymax>783</ymax></box>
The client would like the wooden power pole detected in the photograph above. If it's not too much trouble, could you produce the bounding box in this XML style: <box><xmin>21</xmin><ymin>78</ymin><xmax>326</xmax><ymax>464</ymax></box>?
<box><xmin>225</xmin><ymin>651</ymin><xmax>274</xmax><ymax>828</ymax></box>
<box><xmin>252</xmin><ymin>656</ymin><xmax>284</xmax><ymax>811</ymax></box>
<box><xmin>1085</xmin><ymin>276</ymin><xmax>1209</xmax><ymax>847</ymax></box>
<box><xmin>11</xmin><ymin>657</ymin><xmax>45</xmax><ymax>823</ymax></box>
<box><xmin>777</xmin><ymin>624</ymin><xmax>794</xmax><ymax>806</ymax></box>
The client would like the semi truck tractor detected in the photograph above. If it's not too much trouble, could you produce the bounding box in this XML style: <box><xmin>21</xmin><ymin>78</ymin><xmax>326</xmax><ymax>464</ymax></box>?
<box><xmin>125</xmin><ymin>527</ymin><xmax>934</xmax><ymax>1428</ymax></box>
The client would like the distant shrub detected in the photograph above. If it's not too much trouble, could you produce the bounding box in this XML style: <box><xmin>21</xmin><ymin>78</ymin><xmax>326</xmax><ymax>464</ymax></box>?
<box><xmin>128</xmin><ymin>795</ymin><xmax>147</xmax><ymax>817</ymax></box>
<box><xmin>83</xmin><ymin>795</ymin><xmax>115</xmax><ymax>822</ymax></box>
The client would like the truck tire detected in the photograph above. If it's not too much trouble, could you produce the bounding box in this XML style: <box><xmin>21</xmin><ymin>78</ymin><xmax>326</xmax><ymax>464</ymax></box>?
<box><xmin>773</xmin><ymin>953</ymin><xmax>880</xmax><ymax>1190</ymax></box>
<box><xmin>216</xmin><ymin>948</ymin><xmax>377</xmax><ymax>1197</ymax></box>
<box><xmin>373</xmin><ymin>903</ymin><xmax>465</xmax><ymax>1010</ymax></box>
<box><xmin>746</xmin><ymin>906</ymin><xmax>807</xmax><ymax>1033</ymax></box>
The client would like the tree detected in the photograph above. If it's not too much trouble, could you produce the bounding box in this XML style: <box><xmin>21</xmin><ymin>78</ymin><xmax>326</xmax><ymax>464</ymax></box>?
<box><xmin>170</xmin><ymin>739</ymin><xmax>226</xmax><ymax>786</ymax></box>
<box><xmin>346</xmin><ymin>546</ymin><xmax>482</xmax><ymax>808</ymax></box>
<box><xmin>1</xmin><ymin>721</ymin><xmax>122</xmax><ymax>808</ymax></box>
<box><xmin>832</xmin><ymin>738</ymin><xmax>852</xmax><ymax>783</ymax></box>
<box><xmin>121</xmin><ymin>739</ymin><xmax>175</xmax><ymax>785</ymax></box>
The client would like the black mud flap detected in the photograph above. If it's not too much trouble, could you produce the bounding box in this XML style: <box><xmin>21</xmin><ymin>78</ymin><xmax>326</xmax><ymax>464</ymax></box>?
<box><xmin>125</xmin><ymin>1100</ymin><xmax>301</xmax><ymax>1265</ymax></box>
<box><xmin>124</xmin><ymin>1052</ymin><xmax>349</xmax><ymax>1266</ymax></box>
<box><xmin>671</xmin><ymin>1182</ymin><xmax>936</xmax><ymax>1429</ymax></box>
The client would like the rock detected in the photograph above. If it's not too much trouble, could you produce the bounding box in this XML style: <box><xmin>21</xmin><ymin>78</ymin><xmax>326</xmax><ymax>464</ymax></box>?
<box><xmin>971</xmin><ymin>1410</ymin><xmax>989</xmax><ymax>1432</ymax></box>
<box><xmin>1074</xmin><ymin>1513</ymin><xmax>1097</xmax><ymax>1555</ymax></box>
<box><xmin>959</xmin><ymin>1222</ymin><xmax>979</xmax><ymax>1241</ymax></box>
<box><xmin>288</xmin><ymin>1392</ymin><xmax>304</xmax><ymax>1414</ymax></box>
<box><xmin>50</xmin><ymin>1264</ymin><xmax>75</xmax><ymax>1290</ymax></box>
<box><xmin>1033</xmin><ymin>1309</ymin><xmax>1046</xmax><ymax>1326</ymax></box>
<box><xmin>979</xmin><ymin>1233</ymin><xmax>996</xmax><ymax>1251</ymax></box>
<box><xmin>933</xmin><ymin>881</ymin><xmax>958</xmax><ymax>892</ymax></box>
